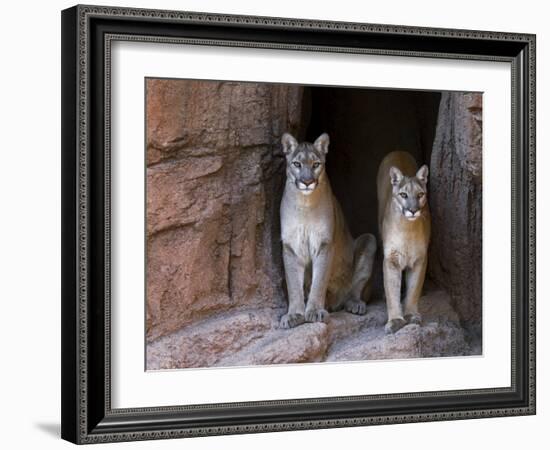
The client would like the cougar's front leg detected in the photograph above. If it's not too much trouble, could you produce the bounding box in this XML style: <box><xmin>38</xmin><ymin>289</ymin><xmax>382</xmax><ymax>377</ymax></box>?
<box><xmin>305</xmin><ymin>243</ymin><xmax>333</xmax><ymax>323</ymax></box>
<box><xmin>280</xmin><ymin>244</ymin><xmax>306</xmax><ymax>329</ymax></box>
<box><xmin>403</xmin><ymin>257</ymin><xmax>427</xmax><ymax>325</ymax></box>
<box><xmin>383</xmin><ymin>257</ymin><xmax>406</xmax><ymax>334</ymax></box>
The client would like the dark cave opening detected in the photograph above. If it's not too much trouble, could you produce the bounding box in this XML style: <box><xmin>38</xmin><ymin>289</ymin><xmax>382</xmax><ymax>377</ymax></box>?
<box><xmin>301</xmin><ymin>86</ymin><xmax>441</xmax><ymax>297</ymax></box>
<box><xmin>304</xmin><ymin>86</ymin><xmax>441</xmax><ymax>239</ymax></box>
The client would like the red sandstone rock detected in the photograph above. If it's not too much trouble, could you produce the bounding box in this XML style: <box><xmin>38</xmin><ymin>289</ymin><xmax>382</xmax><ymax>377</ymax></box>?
<box><xmin>145</xmin><ymin>79</ymin><xmax>304</xmax><ymax>340</ymax></box>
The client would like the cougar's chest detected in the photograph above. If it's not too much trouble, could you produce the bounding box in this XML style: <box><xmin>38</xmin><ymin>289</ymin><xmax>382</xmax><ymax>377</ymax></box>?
<box><xmin>382</xmin><ymin>220</ymin><xmax>428</xmax><ymax>269</ymax></box>
<box><xmin>281</xmin><ymin>200</ymin><xmax>334</xmax><ymax>260</ymax></box>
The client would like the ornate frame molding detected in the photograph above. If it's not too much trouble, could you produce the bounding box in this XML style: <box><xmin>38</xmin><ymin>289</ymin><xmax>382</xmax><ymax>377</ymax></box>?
<box><xmin>61</xmin><ymin>4</ymin><xmax>536</xmax><ymax>444</ymax></box>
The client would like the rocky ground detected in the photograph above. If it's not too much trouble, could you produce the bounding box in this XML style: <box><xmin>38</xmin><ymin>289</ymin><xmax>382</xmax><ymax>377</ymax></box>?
<box><xmin>146</xmin><ymin>289</ymin><xmax>479</xmax><ymax>370</ymax></box>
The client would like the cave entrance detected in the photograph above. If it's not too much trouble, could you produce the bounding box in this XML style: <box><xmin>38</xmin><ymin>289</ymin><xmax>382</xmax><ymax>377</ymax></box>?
<box><xmin>304</xmin><ymin>86</ymin><xmax>441</xmax><ymax>239</ymax></box>
<box><xmin>302</xmin><ymin>86</ymin><xmax>441</xmax><ymax>297</ymax></box>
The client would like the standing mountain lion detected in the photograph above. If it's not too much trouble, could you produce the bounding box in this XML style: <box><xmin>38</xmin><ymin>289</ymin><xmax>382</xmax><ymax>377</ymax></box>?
<box><xmin>279</xmin><ymin>132</ymin><xmax>377</xmax><ymax>329</ymax></box>
<box><xmin>377</xmin><ymin>151</ymin><xmax>431</xmax><ymax>334</ymax></box>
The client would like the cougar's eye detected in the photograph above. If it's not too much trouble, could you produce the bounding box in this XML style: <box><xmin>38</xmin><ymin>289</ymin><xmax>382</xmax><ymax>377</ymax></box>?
<box><xmin>293</xmin><ymin>161</ymin><xmax>301</xmax><ymax>168</ymax></box>
<box><xmin>417</xmin><ymin>192</ymin><xmax>425</xmax><ymax>199</ymax></box>
<box><xmin>312</xmin><ymin>162</ymin><xmax>320</xmax><ymax>169</ymax></box>
<box><xmin>399</xmin><ymin>192</ymin><xmax>408</xmax><ymax>199</ymax></box>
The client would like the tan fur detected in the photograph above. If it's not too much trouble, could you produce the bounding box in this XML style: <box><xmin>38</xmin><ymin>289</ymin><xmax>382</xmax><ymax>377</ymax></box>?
<box><xmin>377</xmin><ymin>151</ymin><xmax>431</xmax><ymax>334</ymax></box>
<box><xmin>279</xmin><ymin>133</ymin><xmax>376</xmax><ymax>329</ymax></box>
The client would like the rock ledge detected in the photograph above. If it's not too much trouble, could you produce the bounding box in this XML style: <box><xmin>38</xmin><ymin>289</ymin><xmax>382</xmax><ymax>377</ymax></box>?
<box><xmin>147</xmin><ymin>289</ymin><xmax>476</xmax><ymax>370</ymax></box>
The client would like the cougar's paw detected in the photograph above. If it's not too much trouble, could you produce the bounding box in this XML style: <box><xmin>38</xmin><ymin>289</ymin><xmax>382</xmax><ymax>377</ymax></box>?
<box><xmin>280</xmin><ymin>313</ymin><xmax>305</xmax><ymax>329</ymax></box>
<box><xmin>280</xmin><ymin>313</ymin><xmax>306</xmax><ymax>329</ymax></box>
<box><xmin>405</xmin><ymin>312</ymin><xmax>422</xmax><ymax>325</ymax></box>
<box><xmin>384</xmin><ymin>318</ymin><xmax>406</xmax><ymax>334</ymax></box>
<box><xmin>305</xmin><ymin>308</ymin><xmax>329</xmax><ymax>323</ymax></box>
<box><xmin>344</xmin><ymin>299</ymin><xmax>367</xmax><ymax>315</ymax></box>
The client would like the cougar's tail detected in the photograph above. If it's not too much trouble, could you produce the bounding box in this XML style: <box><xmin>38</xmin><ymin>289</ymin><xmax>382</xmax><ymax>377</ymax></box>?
<box><xmin>350</xmin><ymin>233</ymin><xmax>377</xmax><ymax>302</ymax></box>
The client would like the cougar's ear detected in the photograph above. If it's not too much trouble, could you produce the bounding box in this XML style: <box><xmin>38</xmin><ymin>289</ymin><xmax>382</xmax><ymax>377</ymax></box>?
<box><xmin>281</xmin><ymin>133</ymin><xmax>298</xmax><ymax>155</ymax></box>
<box><xmin>313</xmin><ymin>133</ymin><xmax>330</xmax><ymax>155</ymax></box>
<box><xmin>389</xmin><ymin>166</ymin><xmax>404</xmax><ymax>186</ymax></box>
<box><xmin>416</xmin><ymin>165</ymin><xmax>429</xmax><ymax>184</ymax></box>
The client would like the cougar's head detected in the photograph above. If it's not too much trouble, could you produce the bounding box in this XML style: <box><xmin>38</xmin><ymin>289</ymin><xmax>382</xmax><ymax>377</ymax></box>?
<box><xmin>389</xmin><ymin>164</ymin><xmax>429</xmax><ymax>221</ymax></box>
<box><xmin>281</xmin><ymin>132</ymin><xmax>329</xmax><ymax>195</ymax></box>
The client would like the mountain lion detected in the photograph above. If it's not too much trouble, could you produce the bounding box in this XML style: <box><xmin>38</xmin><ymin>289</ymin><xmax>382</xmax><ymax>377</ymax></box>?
<box><xmin>279</xmin><ymin>132</ymin><xmax>377</xmax><ymax>329</ymax></box>
<box><xmin>377</xmin><ymin>151</ymin><xmax>431</xmax><ymax>334</ymax></box>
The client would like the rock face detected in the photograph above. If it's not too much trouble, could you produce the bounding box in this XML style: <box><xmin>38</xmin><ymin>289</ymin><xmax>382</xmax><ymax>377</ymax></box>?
<box><xmin>146</xmin><ymin>79</ymin><xmax>304</xmax><ymax>341</ymax></box>
<box><xmin>147</xmin><ymin>289</ymin><xmax>474</xmax><ymax>369</ymax></box>
<box><xmin>428</xmin><ymin>92</ymin><xmax>483</xmax><ymax>325</ymax></box>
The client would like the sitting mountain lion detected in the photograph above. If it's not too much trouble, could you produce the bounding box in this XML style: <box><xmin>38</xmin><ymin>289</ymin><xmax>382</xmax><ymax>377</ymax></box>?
<box><xmin>279</xmin><ymin>132</ymin><xmax>377</xmax><ymax>329</ymax></box>
<box><xmin>377</xmin><ymin>151</ymin><xmax>431</xmax><ymax>334</ymax></box>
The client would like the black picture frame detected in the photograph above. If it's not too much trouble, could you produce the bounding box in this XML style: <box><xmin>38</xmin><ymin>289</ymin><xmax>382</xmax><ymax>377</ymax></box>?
<box><xmin>61</xmin><ymin>4</ymin><xmax>536</xmax><ymax>444</ymax></box>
